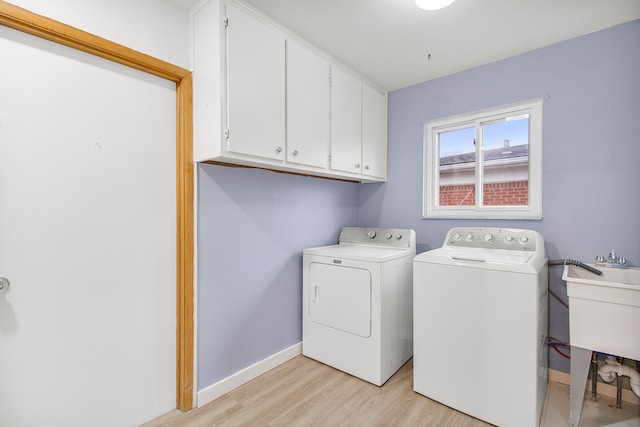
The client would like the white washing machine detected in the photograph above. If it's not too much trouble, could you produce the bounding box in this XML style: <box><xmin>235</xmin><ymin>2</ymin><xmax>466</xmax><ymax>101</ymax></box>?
<box><xmin>303</xmin><ymin>227</ymin><xmax>416</xmax><ymax>386</ymax></box>
<box><xmin>413</xmin><ymin>227</ymin><xmax>548</xmax><ymax>427</ymax></box>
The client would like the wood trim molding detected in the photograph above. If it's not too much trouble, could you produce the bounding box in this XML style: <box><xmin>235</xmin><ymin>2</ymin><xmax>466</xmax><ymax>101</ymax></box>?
<box><xmin>0</xmin><ymin>0</ymin><xmax>195</xmax><ymax>411</ymax></box>
<box><xmin>175</xmin><ymin>74</ymin><xmax>195</xmax><ymax>410</ymax></box>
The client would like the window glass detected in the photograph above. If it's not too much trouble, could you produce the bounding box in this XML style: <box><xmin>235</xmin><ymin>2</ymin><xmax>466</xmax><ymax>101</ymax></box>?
<box><xmin>423</xmin><ymin>99</ymin><xmax>542</xmax><ymax>220</ymax></box>
<box><xmin>481</xmin><ymin>116</ymin><xmax>529</xmax><ymax>206</ymax></box>
<box><xmin>438</xmin><ymin>126</ymin><xmax>476</xmax><ymax>207</ymax></box>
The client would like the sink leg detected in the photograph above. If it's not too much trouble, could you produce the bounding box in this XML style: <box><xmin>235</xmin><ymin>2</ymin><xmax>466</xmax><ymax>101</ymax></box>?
<box><xmin>591</xmin><ymin>352</ymin><xmax>598</xmax><ymax>400</ymax></box>
<box><xmin>570</xmin><ymin>346</ymin><xmax>592</xmax><ymax>427</ymax></box>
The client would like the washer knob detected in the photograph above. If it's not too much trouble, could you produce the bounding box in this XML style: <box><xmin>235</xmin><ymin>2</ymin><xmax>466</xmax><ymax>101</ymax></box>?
<box><xmin>367</xmin><ymin>230</ymin><xmax>376</xmax><ymax>239</ymax></box>
<box><xmin>504</xmin><ymin>235</ymin><xmax>514</xmax><ymax>244</ymax></box>
<box><xmin>0</xmin><ymin>277</ymin><xmax>10</xmax><ymax>295</ymax></box>
<box><xmin>385</xmin><ymin>232</ymin><xmax>392</xmax><ymax>239</ymax></box>
<box><xmin>465</xmin><ymin>233</ymin><xmax>474</xmax><ymax>241</ymax></box>
<box><xmin>395</xmin><ymin>232</ymin><xmax>403</xmax><ymax>239</ymax></box>
<box><xmin>453</xmin><ymin>232</ymin><xmax>462</xmax><ymax>241</ymax></box>
<box><xmin>519</xmin><ymin>236</ymin><xmax>529</xmax><ymax>244</ymax></box>
<box><xmin>484</xmin><ymin>233</ymin><xmax>494</xmax><ymax>242</ymax></box>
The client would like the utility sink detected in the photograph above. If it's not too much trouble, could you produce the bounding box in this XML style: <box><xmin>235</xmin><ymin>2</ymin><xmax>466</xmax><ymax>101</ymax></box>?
<box><xmin>563</xmin><ymin>264</ymin><xmax>640</xmax><ymax>360</ymax></box>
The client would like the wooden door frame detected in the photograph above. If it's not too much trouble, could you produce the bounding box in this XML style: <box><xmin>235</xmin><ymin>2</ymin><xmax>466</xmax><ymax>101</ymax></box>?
<box><xmin>0</xmin><ymin>1</ymin><xmax>195</xmax><ymax>411</ymax></box>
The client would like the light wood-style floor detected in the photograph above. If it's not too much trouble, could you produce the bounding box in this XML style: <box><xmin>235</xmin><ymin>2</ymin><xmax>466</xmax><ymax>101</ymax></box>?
<box><xmin>143</xmin><ymin>356</ymin><xmax>491</xmax><ymax>427</ymax></box>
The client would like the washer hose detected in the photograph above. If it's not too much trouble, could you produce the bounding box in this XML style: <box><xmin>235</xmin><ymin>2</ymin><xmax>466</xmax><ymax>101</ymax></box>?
<box><xmin>548</xmin><ymin>259</ymin><xmax>603</xmax><ymax>276</ymax></box>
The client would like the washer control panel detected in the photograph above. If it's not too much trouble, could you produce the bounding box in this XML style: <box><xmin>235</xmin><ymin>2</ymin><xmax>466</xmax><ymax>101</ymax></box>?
<box><xmin>444</xmin><ymin>227</ymin><xmax>538</xmax><ymax>251</ymax></box>
<box><xmin>339</xmin><ymin>227</ymin><xmax>416</xmax><ymax>249</ymax></box>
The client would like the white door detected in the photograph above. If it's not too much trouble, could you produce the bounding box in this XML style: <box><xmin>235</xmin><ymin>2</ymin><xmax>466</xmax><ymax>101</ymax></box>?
<box><xmin>0</xmin><ymin>27</ymin><xmax>176</xmax><ymax>427</ymax></box>
<box><xmin>309</xmin><ymin>263</ymin><xmax>371</xmax><ymax>338</ymax></box>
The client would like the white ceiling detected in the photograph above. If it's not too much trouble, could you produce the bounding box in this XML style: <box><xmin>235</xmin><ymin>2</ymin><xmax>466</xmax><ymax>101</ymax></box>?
<box><xmin>179</xmin><ymin>0</ymin><xmax>640</xmax><ymax>92</ymax></box>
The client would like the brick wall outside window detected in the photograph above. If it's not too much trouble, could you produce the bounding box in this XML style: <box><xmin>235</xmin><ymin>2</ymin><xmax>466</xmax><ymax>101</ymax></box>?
<box><xmin>439</xmin><ymin>181</ymin><xmax>528</xmax><ymax>206</ymax></box>
<box><xmin>439</xmin><ymin>184</ymin><xmax>475</xmax><ymax>206</ymax></box>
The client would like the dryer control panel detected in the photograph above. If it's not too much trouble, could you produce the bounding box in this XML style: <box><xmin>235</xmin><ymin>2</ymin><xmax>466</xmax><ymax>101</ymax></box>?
<box><xmin>443</xmin><ymin>227</ymin><xmax>540</xmax><ymax>252</ymax></box>
<box><xmin>339</xmin><ymin>227</ymin><xmax>416</xmax><ymax>249</ymax></box>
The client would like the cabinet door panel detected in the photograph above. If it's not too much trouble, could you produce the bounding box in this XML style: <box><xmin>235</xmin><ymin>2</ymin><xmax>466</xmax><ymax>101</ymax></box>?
<box><xmin>226</xmin><ymin>3</ymin><xmax>285</xmax><ymax>160</ymax></box>
<box><xmin>286</xmin><ymin>40</ymin><xmax>330</xmax><ymax>168</ymax></box>
<box><xmin>362</xmin><ymin>84</ymin><xmax>387</xmax><ymax>178</ymax></box>
<box><xmin>330</xmin><ymin>67</ymin><xmax>362</xmax><ymax>174</ymax></box>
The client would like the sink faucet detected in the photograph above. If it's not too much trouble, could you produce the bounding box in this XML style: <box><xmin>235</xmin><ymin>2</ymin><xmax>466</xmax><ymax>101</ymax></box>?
<box><xmin>599</xmin><ymin>250</ymin><xmax>627</xmax><ymax>267</ymax></box>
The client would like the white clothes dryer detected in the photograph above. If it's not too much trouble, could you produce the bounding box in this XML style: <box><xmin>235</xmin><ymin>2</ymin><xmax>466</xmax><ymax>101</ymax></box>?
<box><xmin>413</xmin><ymin>227</ymin><xmax>548</xmax><ymax>427</ymax></box>
<box><xmin>303</xmin><ymin>227</ymin><xmax>416</xmax><ymax>386</ymax></box>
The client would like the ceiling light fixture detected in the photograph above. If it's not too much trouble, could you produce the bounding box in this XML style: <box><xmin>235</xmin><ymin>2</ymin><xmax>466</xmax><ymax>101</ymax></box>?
<box><xmin>415</xmin><ymin>0</ymin><xmax>456</xmax><ymax>11</ymax></box>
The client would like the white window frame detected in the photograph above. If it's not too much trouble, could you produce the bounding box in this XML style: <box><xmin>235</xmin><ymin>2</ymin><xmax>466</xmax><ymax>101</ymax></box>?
<box><xmin>423</xmin><ymin>99</ymin><xmax>543</xmax><ymax>220</ymax></box>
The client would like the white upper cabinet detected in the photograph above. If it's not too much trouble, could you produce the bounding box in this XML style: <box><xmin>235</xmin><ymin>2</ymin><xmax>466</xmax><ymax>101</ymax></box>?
<box><xmin>226</xmin><ymin>2</ymin><xmax>285</xmax><ymax>161</ymax></box>
<box><xmin>331</xmin><ymin>69</ymin><xmax>388</xmax><ymax>180</ymax></box>
<box><xmin>192</xmin><ymin>0</ymin><xmax>224</xmax><ymax>162</ymax></box>
<box><xmin>362</xmin><ymin>84</ymin><xmax>387</xmax><ymax>179</ymax></box>
<box><xmin>330</xmin><ymin>67</ymin><xmax>363</xmax><ymax>175</ymax></box>
<box><xmin>286</xmin><ymin>39</ymin><xmax>330</xmax><ymax>169</ymax></box>
<box><xmin>192</xmin><ymin>0</ymin><xmax>387</xmax><ymax>182</ymax></box>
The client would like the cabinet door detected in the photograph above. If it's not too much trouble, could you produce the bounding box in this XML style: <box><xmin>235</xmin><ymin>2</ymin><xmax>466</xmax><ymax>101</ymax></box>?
<box><xmin>226</xmin><ymin>2</ymin><xmax>285</xmax><ymax>161</ymax></box>
<box><xmin>330</xmin><ymin>67</ymin><xmax>362</xmax><ymax>174</ymax></box>
<box><xmin>286</xmin><ymin>40</ymin><xmax>330</xmax><ymax>168</ymax></box>
<box><xmin>362</xmin><ymin>84</ymin><xmax>387</xmax><ymax>178</ymax></box>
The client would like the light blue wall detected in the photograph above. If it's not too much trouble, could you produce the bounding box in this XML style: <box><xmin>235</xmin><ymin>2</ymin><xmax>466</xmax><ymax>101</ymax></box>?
<box><xmin>197</xmin><ymin>163</ymin><xmax>358</xmax><ymax>387</ymax></box>
<box><xmin>359</xmin><ymin>19</ymin><xmax>640</xmax><ymax>373</ymax></box>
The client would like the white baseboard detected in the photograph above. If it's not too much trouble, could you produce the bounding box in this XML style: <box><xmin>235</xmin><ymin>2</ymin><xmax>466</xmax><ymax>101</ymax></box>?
<box><xmin>197</xmin><ymin>342</ymin><xmax>302</xmax><ymax>408</ymax></box>
<box><xmin>549</xmin><ymin>369</ymin><xmax>640</xmax><ymax>405</ymax></box>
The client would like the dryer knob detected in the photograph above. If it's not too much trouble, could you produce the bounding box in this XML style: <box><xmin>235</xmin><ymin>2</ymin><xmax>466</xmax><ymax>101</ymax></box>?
<box><xmin>520</xmin><ymin>236</ymin><xmax>529</xmax><ymax>244</ymax></box>
<box><xmin>385</xmin><ymin>232</ymin><xmax>393</xmax><ymax>239</ymax></box>
<box><xmin>465</xmin><ymin>233</ymin><xmax>474</xmax><ymax>241</ymax></box>
<box><xmin>395</xmin><ymin>232</ymin><xmax>403</xmax><ymax>239</ymax></box>
<box><xmin>453</xmin><ymin>232</ymin><xmax>462</xmax><ymax>241</ymax></box>
<box><xmin>367</xmin><ymin>230</ymin><xmax>376</xmax><ymax>239</ymax></box>
<box><xmin>484</xmin><ymin>233</ymin><xmax>494</xmax><ymax>242</ymax></box>
<box><xmin>504</xmin><ymin>236</ymin><xmax>514</xmax><ymax>244</ymax></box>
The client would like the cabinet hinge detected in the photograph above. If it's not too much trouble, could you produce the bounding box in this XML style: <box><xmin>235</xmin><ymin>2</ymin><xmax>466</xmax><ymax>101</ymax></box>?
<box><xmin>224</xmin><ymin>17</ymin><xmax>229</xmax><ymax>28</ymax></box>
<box><xmin>224</xmin><ymin>128</ymin><xmax>230</xmax><ymax>139</ymax></box>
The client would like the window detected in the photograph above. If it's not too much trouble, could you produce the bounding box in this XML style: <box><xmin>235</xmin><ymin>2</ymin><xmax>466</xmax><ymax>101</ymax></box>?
<box><xmin>423</xmin><ymin>99</ymin><xmax>542</xmax><ymax>219</ymax></box>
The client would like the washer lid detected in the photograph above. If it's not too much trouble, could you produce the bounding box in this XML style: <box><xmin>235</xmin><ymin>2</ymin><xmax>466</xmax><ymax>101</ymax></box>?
<box><xmin>414</xmin><ymin>246</ymin><xmax>545</xmax><ymax>273</ymax></box>
<box><xmin>444</xmin><ymin>247</ymin><xmax>533</xmax><ymax>263</ymax></box>
<box><xmin>304</xmin><ymin>243</ymin><xmax>415</xmax><ymax>262</ymax></box>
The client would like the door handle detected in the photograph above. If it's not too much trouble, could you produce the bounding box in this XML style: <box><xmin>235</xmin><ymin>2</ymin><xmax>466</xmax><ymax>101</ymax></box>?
<box><xmin>0</xmin><ymin>277</ymin><xmax>10</xmax><ymax>295</ymax></box>
<box><xmin>311</xmin><ymin>284</ymin><xmax>319</xmax><ymax>302</ymax></box>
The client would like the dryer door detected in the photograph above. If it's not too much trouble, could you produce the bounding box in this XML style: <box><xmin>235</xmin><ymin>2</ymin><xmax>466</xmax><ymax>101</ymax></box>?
<box><xmin>308</xmin><ymin>263</ymin><xmax>371</xmax><ymax>338</ymax></box>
